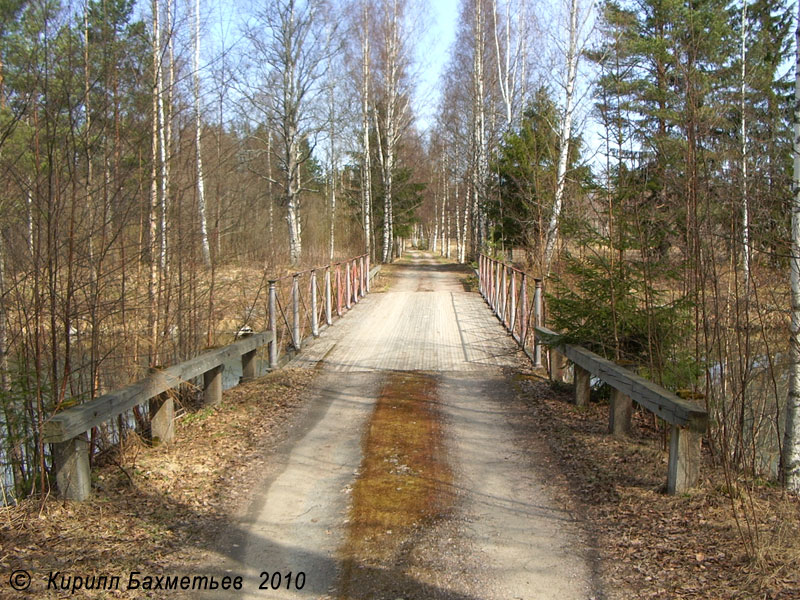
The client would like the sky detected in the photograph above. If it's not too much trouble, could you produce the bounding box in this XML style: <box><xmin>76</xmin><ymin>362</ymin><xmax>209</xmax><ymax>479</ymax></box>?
<box><xmin>414</xmin><ymin>0</ymin><xmax>461</xmax><ymax>132</ymax></box>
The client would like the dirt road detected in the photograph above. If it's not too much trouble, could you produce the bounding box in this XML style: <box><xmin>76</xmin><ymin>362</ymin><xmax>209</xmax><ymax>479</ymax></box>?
<box><xmin>208</xmin><ymin>252</ymin><xmax>598</xmax><ymax>599</ymax></box>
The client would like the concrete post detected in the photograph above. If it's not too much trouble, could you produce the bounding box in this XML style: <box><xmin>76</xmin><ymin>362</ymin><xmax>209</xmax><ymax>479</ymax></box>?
<box><xmin>609</xmin><ymin>388</ymin><xmax>633</xmax><ymax>435</ymax></box>
<box><xmin>241</xmin><ymin>349</ymin><xmax>257</xmax><ymax>381</ymax></box>
<box><xmin>53</xmin><ymin>434</ymin><xmax>91</xmax><ymax>501</ymax></box>
<box><xmin>574</xmin><ymin>365</ymin><xmax>590</xmax><ymax>407</ymax></box>
<box><xmin>204</xmin><ymin>365</ymin><xmax>223</xmax><ymax>405</ymax></box>
<box><xmin>150</xmin><ymin>396</ymin><xmax>175</xmax><ymax>443</ymax></box>
<box><xmin>667</xmin><ymin>425</ymin><xmax>702</xmax><ymax>494</ymax></box>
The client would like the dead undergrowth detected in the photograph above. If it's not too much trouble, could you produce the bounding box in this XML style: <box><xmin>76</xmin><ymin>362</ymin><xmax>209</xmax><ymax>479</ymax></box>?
<box><xmin>0</xmin><ymin>369</ymin><xmax>315</xmax><ymax>599</ymax></box>
<box><xmin>515</xmin><ymin>374</ymin><xmax>800</xmax><ymax>600</ymax></box>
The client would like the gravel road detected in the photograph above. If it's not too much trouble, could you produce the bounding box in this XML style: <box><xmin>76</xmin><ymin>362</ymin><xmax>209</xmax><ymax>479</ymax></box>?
<box><xmin>209</xmin><ymin>252</ymin><xmax>599</xmax><ymax>600</ymax></box>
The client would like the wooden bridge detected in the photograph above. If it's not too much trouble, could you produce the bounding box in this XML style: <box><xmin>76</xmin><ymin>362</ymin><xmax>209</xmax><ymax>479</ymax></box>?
<box><xmin>44</xmin><ymin>251</ymin><xmax>707</xmax><ymax>599</ymax></box>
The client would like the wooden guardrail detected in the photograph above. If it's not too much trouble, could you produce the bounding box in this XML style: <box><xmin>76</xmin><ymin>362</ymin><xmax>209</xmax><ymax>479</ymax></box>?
<box><xmin>535</xmin><ymin>326</ymin><xmax>708</xmax><ymax>494</ymax></box>
<box><xmin>47</xmin><ymin>255</ymin><xmax>381</xmax><ymax>501</ymax></box>
<box><xmin>44</xmin><ymin>333</ymin><xmax>273</xmax><ymax>501</ymax></box>
<box><xmin>478</xmin><ymin>254</ymin><xmax>708</xmax><ymax>494</ymax></box>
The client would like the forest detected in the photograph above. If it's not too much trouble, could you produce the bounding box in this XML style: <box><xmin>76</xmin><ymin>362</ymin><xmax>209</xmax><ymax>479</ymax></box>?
<box><xmin>0</xmin><ymin>0</ymin><xmax>798</xmax><ymax>529</ymax></box>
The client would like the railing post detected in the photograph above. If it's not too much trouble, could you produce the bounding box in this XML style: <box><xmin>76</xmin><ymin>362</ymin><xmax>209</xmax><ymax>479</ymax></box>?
<box><xmin>574</xmin><ymin>365</ymin><xmax>590</xmax><ymax>407</ymax></box>
<box><xmin>346</xmin><ymin>260</ymin><xmax>352</xmax><ymax>309</ymax></box>
<box><xmin>325</xmin><ymin>266</ymin><xmax>332</xmax><ymax>325</ymax></box>
<box><xmin>352</xmin><ymin>260</ymin><xmax>359</xmax><ymax>304</ymax></box>
<box><xmin>53</xmin><ymin>434</ymin><xmax>91</xmax><ymax>501</ymax></box>
<box><xmin>336</xmin><ymin>264</ymin><xmax>342</xmax><ymax>316</ymax></box>
<box><xmin>510</xmin><ymin>270</ymin><xmax>517</xmax><ymax>337</ymax></box>
<box><xmin>533</xmin><ymin>279</ymin><xmax>543</xmax><ymax>368</ymax></box>
<box><xmin>521</xmin><ymin>273</ymin><xmax>528</xmax><ymax>347</ymax></box>
<box><xmin>241</xmin><ymin>349</ymin><xmax>257</xmax><ymax>381</ymax></box>
<box><xmin>609</xmin><ymin>388</ymin><xmax>632</xmax><ymax>435</ymax></box>
<box><xmin>667</xmin><ymin>425</ymin><xmax>702</xmax><ymax>494</ymax></box>
<box><xmin>311</xmin><ymin>269</ymin><xmax>319</xmax><ymax>337</ymax></box>
<box><xmin>292</xmin><ymin>274</ymin><xmax>301</xmax><ymax>349</ymax></box>
<box><xmin>494</xmin><ymin>261</ymin><xmax>501</xmax><ymax>314</ymax></box>
<box><xmin>500</xmin><ymin>263</ymin><xmax>508</xmax><ymax>327</ymax></box>
<box><xmin>366</xmin><ymin>255</ymin><xmax>371</xmax><ymax>292</ymax></box>
<box><xmin>360</xmin><ymin>255</ymin><xmax>366</xmax><ymax>298</ymax></box>
<box><xmin>204</xmin><ymin>365</ymin><xmax>223</xmax><ymax>405</ymax></box>
<box><xmin>268</xmin><ymin>280</ymin><xmax>278</xmax><ymax>369</ymax></box>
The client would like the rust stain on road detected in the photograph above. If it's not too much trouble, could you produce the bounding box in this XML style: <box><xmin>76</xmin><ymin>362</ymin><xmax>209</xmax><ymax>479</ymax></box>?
<box><xmin>336</xmin><ymin>371</ymin><xmax>454</xmax><ymax>599</ymax></box>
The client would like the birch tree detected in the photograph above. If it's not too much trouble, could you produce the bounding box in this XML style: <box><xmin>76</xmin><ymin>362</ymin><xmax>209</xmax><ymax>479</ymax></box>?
<box><xmin>542</xmin><ymin>0</ymin><xmax>591</xmax><ymax>276</ymax></box>
<box><xmin>243</xmin><ymin>0</ymin><xmax>333</xmax><ymax>266</ymax></box>
<box><xmin>785</xmin><ymin>0</ymin><xmax>800</xmax><ymax>493</ymax></box>
<box><xmin>194</xmin><ymin>0</ymin><xmax>211</xmax><ymax>267</ymax></box>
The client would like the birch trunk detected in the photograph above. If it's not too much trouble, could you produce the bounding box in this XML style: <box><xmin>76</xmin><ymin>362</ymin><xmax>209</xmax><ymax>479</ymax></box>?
<box><xmin>195</xmin><ymin>0</ymin><xmax>211</xmax><ymax>267</ymax></box>
<box><xmin>471</xmin><ymin>0</ymin><xmax>487</xmax><ymax>257</ymax></box>
<box><xmin>784</xmin><ymin>0</ymin><xmax>800</xmax><ymax>492</ymax></box>
<box><xmin>149</xmin><ymin>0</ymin><xmax>162</xmax><ymax>365</ymax></box>
<box><xmin>361</xmin><ymin>0</ymin><xmax>372</xmax><ymax>259</ymax></box>
<box><xmin>542</xmin><ymin>0</ymin><xmax>579</xmax><ymax>277</ymax></box>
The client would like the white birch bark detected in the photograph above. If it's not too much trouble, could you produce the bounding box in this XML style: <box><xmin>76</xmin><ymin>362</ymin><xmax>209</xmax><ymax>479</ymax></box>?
<box><xmin>155</xmin><ymin>0</ymin><xmax>168</xmax><ymax>274</ymax></box>
<box><xmin>471</xmin><ymin>0</ymin><xmax>487</xmax><ymax>257</ymax></box>
<box><xmin>149</xmin><ymin>0</ymin><xmax>162</xmax><ymax>364</ymax></box>
<box><xmin>784</xmin><ymin>0</ymin><xmax>800</xmax><ymax>492</ymax></box>
<box><xmin>361</xmin><ymin>0</ymin><xmax>372</xmax><ymax>259</ymax></box>
<box><xmin>543</xmin><ymin>0</ymin><xmax>580</xmax><ymax>277</ymax></box>
<box><xmin>194</xmin><ymin>0</ymin><xmax>211</xmax><ymax>267</ymax></box>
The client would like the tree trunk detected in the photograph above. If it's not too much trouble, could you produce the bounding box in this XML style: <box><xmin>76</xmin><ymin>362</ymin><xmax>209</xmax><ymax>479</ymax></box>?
<box><xmin>195</xmin><ymin>0</ymin><xmax>211</xmax><ymax>267</ymax></box>
<box><xmin>784</xmin><ymin>0</ymin><xmax>800</xmax><ymax>492</ymax></box>
<box><xmin>543</xmin><ymin>0</ymin><xmax>579</xmax><ymax>277</ymax></box>
<box><xmin>361</xmin><ymin>0</ymin><xmax>372</xmax><ymax>260</ymax></box>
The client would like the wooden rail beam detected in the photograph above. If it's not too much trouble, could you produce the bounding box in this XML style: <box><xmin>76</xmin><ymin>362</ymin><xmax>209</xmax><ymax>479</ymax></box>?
<box><xmin>534</xmin><ymin>325</ymin><xmax>707</xmax><ymax>494</ymax></box>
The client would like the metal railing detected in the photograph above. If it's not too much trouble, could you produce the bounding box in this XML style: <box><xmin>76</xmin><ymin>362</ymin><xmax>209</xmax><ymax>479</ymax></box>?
<box><xmin>45</xmin><ymin>253</ymin><xmax>380</xmax><ymax>501</ymax></box>
<box><xmin>478</xmin><ymin>254</ymin><xmax>544</xmax><ymax>366</ymax></box>
<box><xmin>267</xmin><ymin>254</ymin><xmax>374</xmax><ymax>367</ymax></box>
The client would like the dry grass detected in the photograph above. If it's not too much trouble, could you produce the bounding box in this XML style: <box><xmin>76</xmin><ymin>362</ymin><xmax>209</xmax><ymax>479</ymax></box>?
<box><xmin>0</xmin><ymin>368</ymin><xmax>316</xmax><ymax>599</ymax></box>
<box><xmin>514</xmin><ymin>374</ymin><xmax>800</xmax><ymax>600</ymax></box>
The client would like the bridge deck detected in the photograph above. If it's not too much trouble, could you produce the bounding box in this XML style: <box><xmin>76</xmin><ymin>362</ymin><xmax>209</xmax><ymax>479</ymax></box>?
<box><xmin>207</xmin><ymin>252</ymin><xmax>596</xmax><ymax>600</ymax></box>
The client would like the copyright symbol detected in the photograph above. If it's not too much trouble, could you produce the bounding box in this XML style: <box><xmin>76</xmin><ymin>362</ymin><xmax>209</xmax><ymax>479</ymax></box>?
<box><xmin>9</xmin><ymin>569</ymin><xmax>31</xmax><ymax>591</ymax></box>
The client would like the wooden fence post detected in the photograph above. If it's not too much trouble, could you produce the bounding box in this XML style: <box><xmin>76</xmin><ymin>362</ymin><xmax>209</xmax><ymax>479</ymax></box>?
<box><xmin>366</xmin><ymin>256</ymin><xmax>371</xmax><ymax>293</ymax></box>
<box><xmin>268</xmin><ymin>280</ymin><xmax>278</xmax><ymax>369</ymax></box>
<box><xmin>574</xmin><ymin>364</ymin><xmax>590</xmax><ymax>407</ymax></box>
<box><xmin>204</xmin><ymin>365</ymin><xmax>223</xmax><ymax>405</ymax></box>
<box><xmin>52</xmin><ymin>434</ymin><xmax>91</xmax><ymax>501</ymax></box>
<box><xmin>609</xmin><ymin>388</ymin><xmax>633</xmax><ymax>435</ymax></box>
<box><xmin>311</xmin><ymin>269</ymin><xmax>319</xmax><ymax>337</ymax></box>
<box><xmin>667</xmin><ymin>425</ymin><xmax>702</xmax><ymax>494</ymax></box>
<box><xmin>533</xmin><ymin>279</ymin><xmax>543</xmax><ymax>368</ymax></box>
